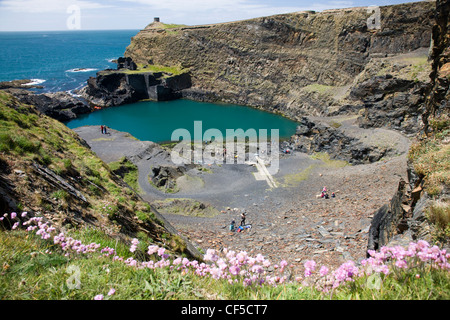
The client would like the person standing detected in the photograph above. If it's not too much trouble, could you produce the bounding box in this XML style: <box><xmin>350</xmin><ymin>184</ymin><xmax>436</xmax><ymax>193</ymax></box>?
<box><xmin>240</xmin><ymin>212</ymin><xmax>246</xmax><ymax>226</ymax></box>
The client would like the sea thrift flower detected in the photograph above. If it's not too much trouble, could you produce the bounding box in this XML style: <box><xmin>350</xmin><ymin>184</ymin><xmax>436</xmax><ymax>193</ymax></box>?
<box><xmin>229</xmin><ymin>265</ymin><xmax>240</xmax><ymax>276</ymax></box>
<box><xmin>319</xmin><ymin>266</ymin><xmax>329</xmax><ymax>277</ymax></box>
<box><xmin>108</xmin><ymin>288</ymin><xmax>116</xmax><ymax>296</ymax></box>
<box><xmin>147</xmin><ymin>245</ymin><xmax>159</xmax><ymax>255</ymax></box>
<box><xmin>395</xmin><ymin>259</ymin><xmax>408</xmax><ymax>269</ymax></box>
<box><xmin>129</xmin><ymin>238</ymin><xmax>139</xmax><ymax>253</ymax></box>
<box><xmin>94</xmin><ymin>294</ymin><xmax>104</xmax><ymax>300</ymax></box>
<box><xmin>157</xmin><ymin>247</ymin><xmax>166</xmax><ymax>257</ymax></box>
<box><xmin>204</xmin><ymin>249</ymin><xmax>219</xmax><ymax>262</ymax></box>
<box><xmin>304</xmin><ymin>260</ymin><xmax>316</xmax><ymax>277</ymax></box>
<box><xmin>10</xmin><ymin>212</ymin><xmax>17</xmax><ymax>219</ymax></box>
<box><xmin>280</xmin><ymin>260</ymin><xmax>288</xmax><ymax>271</ymax></box>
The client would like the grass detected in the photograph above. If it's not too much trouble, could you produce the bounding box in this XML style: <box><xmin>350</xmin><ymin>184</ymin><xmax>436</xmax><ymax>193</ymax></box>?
<box><xmin>426</xmin><ymin>201</ymin><xmax>450</xmax><ymax>244</ymax></box>
<box><xmin>119</xmin><ymin>63</ymin><xmax>188</xmax><ymax>76</ymax></box>
<box><xmin>301</xmin><ymin>84</ymin><xmax>336</xmax><ymax>95</ymax></box>
<box><xmin>152</xmin><ymin>198</ymin><xmax>220</xmax><ymax>217</ymax></box>
<box><xmin>278</xmin><ymin>164</ymin><xmax>318</xmax><ymax>187</ymax></box>
<box><xmin>1</xmin><ymin>227</ymin><xmax>449</xmax><ymax>300</ymax></box>
<box><xmin>108</xmin><ymin>157</ymin><xmax>141</xmax><ymax>193</ymax></box>
<box><xmin>409</xmin><ymin>111</ymin><xmax>449</xmax><ymax>245</ymax></box>
<box><xmin>408</xmin><ymin>115</ymin><xmax>450</xmax><ymax>197</ymax></box>
<box><xmin>310</xmin><ymin>152</ymin><xmax>349</xmax><ymax>168</ymax></box>
<box><xmin>160</xmin><ymin>23</ymin><xmax>187</xmax><ymax>29</ymax></box>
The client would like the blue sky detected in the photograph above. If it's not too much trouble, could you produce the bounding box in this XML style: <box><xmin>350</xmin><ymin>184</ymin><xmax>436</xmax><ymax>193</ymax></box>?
<box><xmin>0</xmin><ymin>0</ymin><xmax>425</xmax><ymax>31</ymax></box>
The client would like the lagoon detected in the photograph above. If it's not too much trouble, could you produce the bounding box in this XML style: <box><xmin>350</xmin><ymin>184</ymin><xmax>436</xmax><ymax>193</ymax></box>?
<box><xmin>65</xmin><ymin>99</ymin><xmax>299</xmax><ymax>143</ymax></box>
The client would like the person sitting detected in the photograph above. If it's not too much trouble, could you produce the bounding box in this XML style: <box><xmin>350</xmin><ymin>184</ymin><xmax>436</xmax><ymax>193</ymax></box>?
<box><xmin>229</xmin><ymin>220</ymin><xmax>236</xmax><ymax>232</ymax></box>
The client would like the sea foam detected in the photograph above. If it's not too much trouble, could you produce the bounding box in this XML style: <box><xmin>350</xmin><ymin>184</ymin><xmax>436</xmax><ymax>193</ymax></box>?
<box><xmin>66</xmin><ymin>68</ymin><xmax>98</xmax><ymax>73</ymax></box>
<box><xmin>23</xmin><ymin>79</ymin><xmax>46</xmax><ymax>86</ymax></box>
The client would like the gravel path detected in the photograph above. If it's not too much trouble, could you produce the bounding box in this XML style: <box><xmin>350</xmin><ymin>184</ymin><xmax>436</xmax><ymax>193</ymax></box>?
<box><xmin>74</xmin><ymin>119</ymin><xmax>410</xmax><ymax>275</ymax></box>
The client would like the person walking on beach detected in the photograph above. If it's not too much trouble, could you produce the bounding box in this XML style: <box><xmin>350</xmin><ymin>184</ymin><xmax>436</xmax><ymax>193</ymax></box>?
<box><xmin>100</xmin><ymin>125</ymin><xmax>104</xmax><ymax>134</ymax></box>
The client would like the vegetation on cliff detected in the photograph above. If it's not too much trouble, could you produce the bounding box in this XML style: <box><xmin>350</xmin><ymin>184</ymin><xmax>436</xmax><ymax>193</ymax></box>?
<box><xmin>408</xmin><ymin>0</ymin><xmax>449</xmax><ymax>246</ymax></box>
<box><xmin>0</xmin><ymin>91</ymin><xmax>192</xmax><ymax>261</ymax></box>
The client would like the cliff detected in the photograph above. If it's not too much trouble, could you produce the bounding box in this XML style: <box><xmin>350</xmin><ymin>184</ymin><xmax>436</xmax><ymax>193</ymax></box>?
<box><xmin>125</xmin><ymin>1</ymin><xmax>435</xmax><ymax>119</ymax></box>
<box><xmin>368</xmin><ymin>0</ymin><xmax>449</xmax><ymax>251</ymax></box>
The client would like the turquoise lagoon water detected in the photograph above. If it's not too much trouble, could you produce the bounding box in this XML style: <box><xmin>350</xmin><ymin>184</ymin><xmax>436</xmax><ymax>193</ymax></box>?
<box><xmin>65</xmin><ymin>100</ymin><xmax>299</xmax><ymax>143</ymax></box>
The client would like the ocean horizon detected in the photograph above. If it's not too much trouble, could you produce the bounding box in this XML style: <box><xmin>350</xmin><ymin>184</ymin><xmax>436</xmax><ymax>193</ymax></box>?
<box><xmin>0</xmin><ymin>29</ymin><xmax>139</xmax><ymax>94</ymax></box>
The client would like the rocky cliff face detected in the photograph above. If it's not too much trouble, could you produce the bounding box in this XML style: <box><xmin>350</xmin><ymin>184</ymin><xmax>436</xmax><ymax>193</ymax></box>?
<box><xmin>80</xmin><ymin>68</ymin><xmax>192</xmax><ymax>107</ymax></box>
<box><xmin>368</xmin><ymin>0</ymin><xmax>449</xmax><ymax>251</ymax></box>
<box><xmin>125</xmin><ymin>1</ymin><xmax>434</xmax><ymax>119</ymax></box>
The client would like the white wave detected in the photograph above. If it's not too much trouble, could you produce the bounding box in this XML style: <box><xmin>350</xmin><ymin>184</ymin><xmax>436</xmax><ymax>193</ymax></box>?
<box><xmin>22</xmin><ymin>79</ymin><xmax>46</xmax><ymax>86</ymax></box>
<box><xmin>66</xmin><ymin>68</ymin><xmax>98</xmax><ymax>73</ymax></box>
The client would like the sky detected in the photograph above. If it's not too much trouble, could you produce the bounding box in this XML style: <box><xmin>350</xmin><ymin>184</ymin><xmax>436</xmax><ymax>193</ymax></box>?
<box><xmin>0</xmin><ymin>0</ymin><xmax>426</xmax><ymax>31</ymax></box>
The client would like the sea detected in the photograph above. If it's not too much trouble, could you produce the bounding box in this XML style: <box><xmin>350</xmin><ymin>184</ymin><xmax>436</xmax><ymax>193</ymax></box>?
<box><xmin>0</xmin><ymin>30</ymin><xmax>139</xmax><ymax>93</ymax></box>
<box><xmin>0</xmin><ymin>30</ymin><xmax>298</xmax><ymax>142</ymax></box>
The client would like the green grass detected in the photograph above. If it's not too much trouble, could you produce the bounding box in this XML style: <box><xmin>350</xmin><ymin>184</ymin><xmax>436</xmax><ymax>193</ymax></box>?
<box><xmin>409</xmin><ymin>116</ymin><xmax>450</xmax><ymax>197</ymax></box>
<box><xmin>108</xmin><ymin>157</ymin><xmax>141</xmax><ymax>193</ymax></box>
<box><xmin>310</xmin><ymin>152</ymin><xmax>349</xmax><ymax>168</ymax></box>
<box><xmin>118</xmin><ymin>63</ymin><xmax>188</xmax><ymax>76</ymax></box>
<box><xmin>301</xmin><ymin>84</ymin><xmax>336</xmax><ymax>95</ymax></box>
<box><xmin>1</xmin><ymin>228</ymin><xmax>449</xmax><ymax>300</ymax></box>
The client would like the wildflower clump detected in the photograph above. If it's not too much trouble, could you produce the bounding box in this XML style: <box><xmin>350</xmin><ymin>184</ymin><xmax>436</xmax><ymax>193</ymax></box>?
<box><xmin>2</xmin><ymin>211</ymin><xmax>450</xmax><ymax>299</ymax></box>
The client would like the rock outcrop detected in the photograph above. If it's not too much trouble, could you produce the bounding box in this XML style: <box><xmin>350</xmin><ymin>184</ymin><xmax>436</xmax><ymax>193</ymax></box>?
<box><xmin>79</xmin><ymin>57</ymin><xmax>192</xmax><ymax>107</ymax></box>
<box><xmin>284</xmin><ymin>117</ymin><xmax>388</xmax><ymax>164</ymax></box>
<box><xmin>1</xmin><ymin>88</ymin><xmax>91</xmax><ymax>121</ymax></box>
<box><xmin>125</xmin><ymin>2</ymin><xmax>435</xmax><ymax>119</ymax></box>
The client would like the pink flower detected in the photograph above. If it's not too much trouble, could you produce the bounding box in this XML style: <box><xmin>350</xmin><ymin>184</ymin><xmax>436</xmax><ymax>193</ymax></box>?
<box><xmin>10</xmin><ymin>212</ymin><xmax>17</xmax><ymax>219</ymax></box>
<box><xmin>304</xmin><ymin>260</ymin><xmax>316</xmax><ymax>277</ymax></box>
<box><xmin>130</xmin><ymin>238</ymin><xmax>139</xmax><ymax>252</ymax></box>
<box><xmin>204</xmin><ymin>249</ymin><xmax>218</xmax><ymax>262</ymax></box>
<box><xmin>229</xmin><ymin>265</ymin><xmax>240</xmax><ymax>276</ymax></box>
<box><xmin>251</xmin><ymin>265</ymin><xmax>264</xmax><ymax>274</ymax></box>
<box><xmin>94</xmin><ymin>294</ymin><xmax>104</xmax><ymax>300</ymax></box>
<box><xmin>108</xmin><ymin>288</ymin><xmax>116</xmax><ymax>296</ymax></box>
<box><xmin>395</xmin><ymin>259</ymin><xmax>408</xmax><ymax>269</ymax></box>
<box><xmin>157</xmin><ymin>247</ymin><xmax>166</xmax><ymax>257</ymax></box>
<box><xmin>319</xmin><ymin>266</ymin><xmax>329</xmax><ymax>277</ymax></box>
<box><xmin>147</xmin><ymin>245</ymin><xmax>159</xmax><ymax>255</ymax></box>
